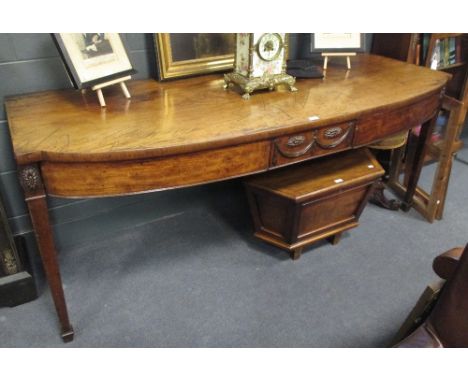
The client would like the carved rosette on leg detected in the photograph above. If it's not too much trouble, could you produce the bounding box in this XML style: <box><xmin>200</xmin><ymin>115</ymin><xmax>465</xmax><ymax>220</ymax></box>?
<box><xmin>19</xmin><ymin>165</ymin><xmax>41</xmax><ymax>193</ymax></box>
<box><xmin>18</xmin><ymin>164</ymin><xmax>75</xmax><ymax>342</ymax></box>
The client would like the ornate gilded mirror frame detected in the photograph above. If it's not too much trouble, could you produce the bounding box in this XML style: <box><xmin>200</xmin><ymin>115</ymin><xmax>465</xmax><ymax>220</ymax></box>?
<box><xmin>154</xmin><ymin>33</ymin><xmax>235</xmax><ymax>80</ymax></box>
<box><xmin>0</xmin><ymin>196</ymin><xmax>37</xmax><ymax>307</ymax></box>
<box><xmin>0</xmin><ymin>198</ymin><xmax>20</xmax><ymax>276</ymax></box>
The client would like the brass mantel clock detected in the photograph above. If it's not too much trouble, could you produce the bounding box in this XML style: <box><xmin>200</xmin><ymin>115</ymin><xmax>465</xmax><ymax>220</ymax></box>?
<box><xmin>224</xmin><ymin>33</ymin><xmax>297</xmax><ymax>99</ymax></box>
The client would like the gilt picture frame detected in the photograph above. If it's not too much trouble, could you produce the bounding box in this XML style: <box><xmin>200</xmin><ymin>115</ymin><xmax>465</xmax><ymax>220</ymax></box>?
<box><xmin>52</xmin><ymin>33</ymin><xmax>136</xmax><ymax>89</ymax></box>
<box><xmin>310</xmin><ymin>33</ymin><xmax>367</xmax><ymax>53</ymax></box>
<box><xmin>0</xmin><ymin>197</ymin><xmax>20</xmax><ymax>277</ymax></box>
<box><xmin>154</xmin><ymin>33</ymin><xmax>235</xmax><ymax>80</ymax></box>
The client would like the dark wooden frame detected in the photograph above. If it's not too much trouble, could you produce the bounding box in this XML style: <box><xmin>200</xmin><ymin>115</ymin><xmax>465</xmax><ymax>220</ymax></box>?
<box><xmin>310</xmin><ymin>33</ymin><xmax>367</xmax><ymax>53</ymax></box>
<box><xmin>52</xmin><ymin>33</ymin><xmax>136</xmax><ymax>89</ymax></box>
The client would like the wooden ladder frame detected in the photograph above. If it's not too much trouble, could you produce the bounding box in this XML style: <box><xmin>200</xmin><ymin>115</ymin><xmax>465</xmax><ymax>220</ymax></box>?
<box><xmin>388</xmin><ymin>95</ymin><xmax>466</xmax><ymax>222</ymax></box>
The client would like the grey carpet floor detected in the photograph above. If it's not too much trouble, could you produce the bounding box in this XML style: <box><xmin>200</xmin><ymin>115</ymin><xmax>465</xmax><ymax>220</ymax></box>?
<box><xmin>1</xmin><ymin>144</ymin><xmax>467</xmax><ymax>347</ymax></box>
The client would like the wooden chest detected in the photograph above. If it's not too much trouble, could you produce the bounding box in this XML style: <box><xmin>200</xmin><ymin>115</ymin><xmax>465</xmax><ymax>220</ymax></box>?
<box><xmin>244</xmin><ymin>149</ymin><xmax>384</xmax><ymax>259</ymax></box>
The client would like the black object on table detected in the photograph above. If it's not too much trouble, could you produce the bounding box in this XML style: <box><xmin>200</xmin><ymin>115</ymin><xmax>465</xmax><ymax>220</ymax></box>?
<box><xmin>286</xmin><ymin>59</ymin><xmax>324</xmax><ymax>79</ymax></box>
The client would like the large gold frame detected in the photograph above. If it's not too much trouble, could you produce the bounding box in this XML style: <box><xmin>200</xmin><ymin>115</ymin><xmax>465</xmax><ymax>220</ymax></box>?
<box><xmin>154</xmin><ymin>33</ymin><xmax>235</xmax><ymax>80</ymax></box>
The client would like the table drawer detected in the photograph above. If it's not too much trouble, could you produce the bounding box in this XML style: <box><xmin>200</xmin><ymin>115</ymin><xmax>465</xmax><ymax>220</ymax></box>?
<box><xmin>272</xmin><ymin>131</ymin><xmax>315</xmax><ymax>161</ymax></box>
<box><xmin>270</xmin><ymin>121</ymin><xmax>355</xmax><ymax>167</ymax></box>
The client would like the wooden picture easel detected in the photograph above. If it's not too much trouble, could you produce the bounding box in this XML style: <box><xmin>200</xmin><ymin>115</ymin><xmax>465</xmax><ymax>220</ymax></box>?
<box><xmin>322</xmin><ymin>52</ymin><xmax>356</xmax><ymax>70</ymax></box>
<box><xmin>91</xmin><ymin>75</ymin><xmax>132</xmax><ymax>107</ymax></box>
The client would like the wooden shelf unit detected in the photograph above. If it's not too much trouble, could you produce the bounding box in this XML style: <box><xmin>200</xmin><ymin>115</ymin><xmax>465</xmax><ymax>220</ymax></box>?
<box><xmin>373</xmin><ymin>33</ymin><xmax>468</xmax><ymax>99</ymax></box>
<box><xmin>372</xmin><ymin>33</ymin><xmax>468</xmax><ymax>222</ymax></box>
<box><xmin>437</xmin><ymin>61</ymin><xmax>466</xmax><ymax>71</ymax></box>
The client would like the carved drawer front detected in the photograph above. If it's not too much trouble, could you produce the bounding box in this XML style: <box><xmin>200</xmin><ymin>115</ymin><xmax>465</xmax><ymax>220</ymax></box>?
<box><xmin>271</xmin><ymin>131</ymin><xmax>315</xmax><ymax>167</ymax></box>
<box><xmin>314</xmin><ymin>121</ymin><xmax>355</xmax><ymax>156</ymax></box>
<box><xmin>271</xmin><ymin>122</ymin><xmax>355</xmax><ymax>168</ymax></box>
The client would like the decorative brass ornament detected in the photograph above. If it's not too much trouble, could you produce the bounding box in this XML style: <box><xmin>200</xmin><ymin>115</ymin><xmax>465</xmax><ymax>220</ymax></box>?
<box><xmin>1</xmin><ymin>248</ymin><xmax>18</xmax><ymax>275</ymax></box>
<box><xmin>224</xmin><ymin>33</ymin><xmax>297</xmax><ymax>99</ymax></box>
<box><xmin>224</xmin><ymin>72</ymin><xmax>297</xmax><ymax>100</ymax></box>
<box><xmin>19</xmin><ymin>166</ymin><xmax>40</xmax><ymax>192</ymax></box>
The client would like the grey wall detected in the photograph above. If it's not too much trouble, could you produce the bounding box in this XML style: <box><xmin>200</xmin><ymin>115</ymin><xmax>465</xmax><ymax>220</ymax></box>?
<box><xmin>0</xmin><ymin>33</ymin><xmax>361</xmax><ymax>278</ymax></box>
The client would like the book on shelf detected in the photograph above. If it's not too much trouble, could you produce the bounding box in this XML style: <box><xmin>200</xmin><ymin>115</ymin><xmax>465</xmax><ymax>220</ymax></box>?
<box><xmin>425</xmin><ymin>34</ymin><xmax>466</xmax><ymax>70</ymax></box>
<box><xmin>443</xmin><ymin>38</ymin><xmax>449</xmax><ymax>67</ymax></box>
<box><xmin>432</xmin><ymin>37</ymin><xmax>463</xmax><ymax>69</ymax></box>
<box><xmin>456</xmin><ymin>37</ymin><xmax>462</xmax><ymax>62</ymax></box>
<box><xmin>422</xmin><ymin>33</ymin><xmax>430</xmax><ymax>64</ymax></box>
<box><xmin>449</xmin><ymin>37</ymin><xmax>457</xmax><ymax>64</ymax></box>
<box><xmin>430</xmin><ymin>39</ymin><xmax>440</xmax><ymax>70</ymax></box>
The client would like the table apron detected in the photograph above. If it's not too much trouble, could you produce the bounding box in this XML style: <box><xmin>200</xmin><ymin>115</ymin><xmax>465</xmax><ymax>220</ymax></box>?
<box><xmin>40</xmin><ymin>92</ymin><xmax>442</xmax><ymax>198</ymax></box>
<box><xmin>41</xmin><ymin>141</ymin><xmax>271</xmax><ymax>198</ymax></box>
<box><xmin>354</xmin><ymin>92</ymin><xmax>441</xmax><ymax>146</ymax></box>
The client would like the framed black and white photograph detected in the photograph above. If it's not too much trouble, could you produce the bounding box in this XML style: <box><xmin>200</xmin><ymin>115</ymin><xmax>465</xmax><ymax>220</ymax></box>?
<box><xmin>310</xmin><ymin>33</ymin><xmax>367</xmax><ymax>53</ymax></box>
<box><xmin>52</xmin><ymin>33</ymin><xmax>136</xmax><ymax>88</ymax></box>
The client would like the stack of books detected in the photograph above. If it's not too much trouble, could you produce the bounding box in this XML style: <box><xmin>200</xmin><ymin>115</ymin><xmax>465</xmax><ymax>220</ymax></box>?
<box><xmin>429</xmin><ymin>36</ymin><xmax>463</xmax><ymax>70</ymax></box>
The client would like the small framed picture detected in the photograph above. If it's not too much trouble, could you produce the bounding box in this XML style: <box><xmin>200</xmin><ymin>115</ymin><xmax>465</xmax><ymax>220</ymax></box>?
<box><xmin>310</xmin><ymin>33</ymin><xmax>366</xmax><ymax>53</ymax></box>
<box><xmin>52</xmin><ymin>33</ymin><xmax>136</xmax><ymax>89</ymax></box>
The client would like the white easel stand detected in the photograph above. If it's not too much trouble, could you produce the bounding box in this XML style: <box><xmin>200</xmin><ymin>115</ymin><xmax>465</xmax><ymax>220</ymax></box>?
<box><xmin>91</xmin><ymin>75</ymin><xmax>132</xmax><ymax>108</ymax></box>
<box><xmin>322</xmin><ymin>52</ymin><xmax>356</xmax><ymax>70</ymax></box>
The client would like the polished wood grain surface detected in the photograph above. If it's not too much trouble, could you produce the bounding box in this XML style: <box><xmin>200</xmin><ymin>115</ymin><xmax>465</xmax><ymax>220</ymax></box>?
<box><xmin>245</xmin><ymin>149</ymin><xmax>382</xmax><ymax>201</ymax></box>
<box><xmin>42</xmin><ymin>141</ymin><xmax>270</xmax><ymax>197</ymax></box>
<box><xmin>6</xmin><ymin>54</ymin><xmax>449</xmax><ymax>165</ymax></box>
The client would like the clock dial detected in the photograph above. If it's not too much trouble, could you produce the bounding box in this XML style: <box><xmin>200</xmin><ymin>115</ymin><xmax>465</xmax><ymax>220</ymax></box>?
<box><xmin>257</xmin><ymin>33</ymin><xmax>282</xmax><ymax>61</ymax></box>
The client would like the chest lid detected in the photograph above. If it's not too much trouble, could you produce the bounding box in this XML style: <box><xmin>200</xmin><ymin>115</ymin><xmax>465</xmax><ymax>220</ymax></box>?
<box><xmin>245</xmin><ymin>148</ymin><xmax>384</xmax><ymax>202</ymax></box>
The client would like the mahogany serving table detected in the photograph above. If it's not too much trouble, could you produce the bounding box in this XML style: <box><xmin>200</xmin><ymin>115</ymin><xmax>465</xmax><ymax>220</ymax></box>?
<box><xmin>5</xmin><ymin>54</ymin><xmax>450</xmax><ymax>341</ymax></box>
